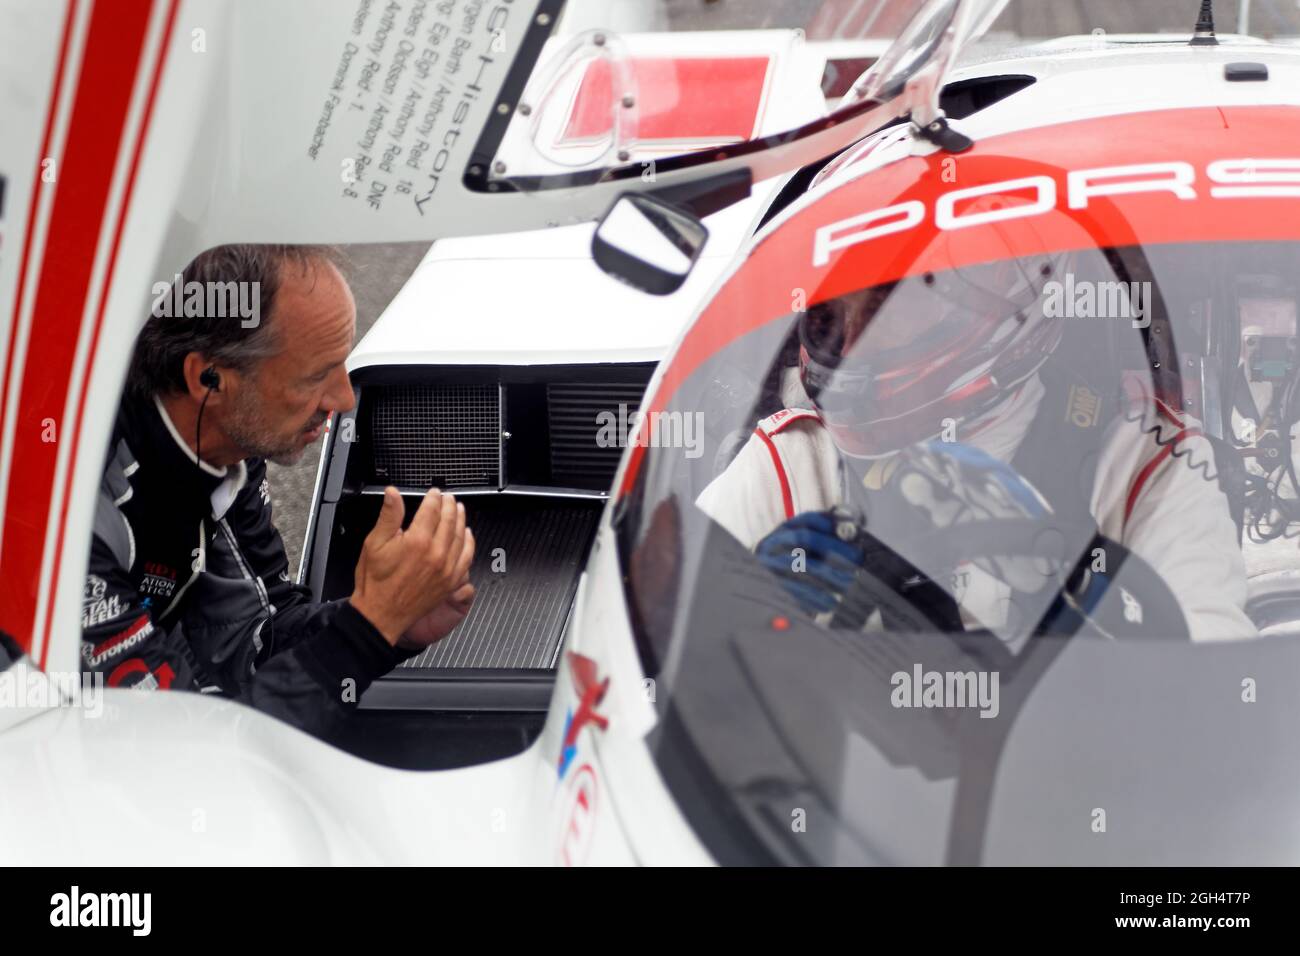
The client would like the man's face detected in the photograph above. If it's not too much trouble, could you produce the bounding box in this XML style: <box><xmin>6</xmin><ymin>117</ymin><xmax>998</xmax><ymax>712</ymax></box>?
<box><xmin>223</xmin><ymin>259</ymin><xmax>357</xmax><ymax>466</ymax></box>
<box><xmin>804</xmin><ymin>285</ymin><xmax>910</xmax><ymax>366</ymax></box>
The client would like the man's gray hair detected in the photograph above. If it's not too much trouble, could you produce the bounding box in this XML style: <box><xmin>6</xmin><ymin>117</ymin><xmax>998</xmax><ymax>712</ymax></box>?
<box><xmin>128</xmin><ymin>244</ymin><xmax>344</xmax><ymax>399</ymax></box>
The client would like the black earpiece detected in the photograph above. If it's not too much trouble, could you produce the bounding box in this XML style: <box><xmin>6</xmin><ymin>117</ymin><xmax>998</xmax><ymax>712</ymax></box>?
<box><xmin>195</xmin><ymin>366</ymin><xmax>219</xmax><ymax>471</ymax></box>
<box><xmin>195</xmin><ymin>366</ymin><xmax>218</xmax><ymax>470</ymax></box>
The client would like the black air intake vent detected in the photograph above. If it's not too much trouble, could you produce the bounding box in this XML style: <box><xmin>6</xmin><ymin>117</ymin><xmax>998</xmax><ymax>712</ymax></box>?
<box><xmin>547</xmin><ymin>381</ymin><xmax>648</xmax><ymax>488</ymax></box>
<box><xmin>369</xmin><ymin>384</ymin><xmax>500</xmax><ymax>488</ymax></box>
<box><xmin>401</xmin><ymin>498</ymin><xmax>600</xmax><ymax>670</ymax></box>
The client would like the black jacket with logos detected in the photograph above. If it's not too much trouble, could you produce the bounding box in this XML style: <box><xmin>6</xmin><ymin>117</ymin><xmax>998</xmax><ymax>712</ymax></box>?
<box><xmin>83</xmin><ymin>393</ymin><xmax>412</xmax><ymax>737</ymax></box>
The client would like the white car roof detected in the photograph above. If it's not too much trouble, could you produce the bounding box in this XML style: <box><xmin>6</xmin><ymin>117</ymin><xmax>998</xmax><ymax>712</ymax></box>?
<box><xmin>956</xmin><ymin>33</ymin><xmax>1300</xmax><ymax>126</ymax></box>
<box><xmin>804</xmin><ymin>35</ymin><xmax>1300</xmax><ymax>202</ymax></box>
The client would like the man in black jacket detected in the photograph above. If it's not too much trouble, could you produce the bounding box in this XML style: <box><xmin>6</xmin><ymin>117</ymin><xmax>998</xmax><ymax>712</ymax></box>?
<box><xmin>83</xmin><ymin>244</ymin><xmax>474</xmax><ymax>737</ymax></box>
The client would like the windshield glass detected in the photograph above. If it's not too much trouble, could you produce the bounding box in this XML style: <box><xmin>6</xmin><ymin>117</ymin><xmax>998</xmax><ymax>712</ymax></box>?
<box><xmin>615</xmin><ymin>108</ymin><xmax>1300</xmax><ymax>864</ymax></box>
<box><xmin>487</xmin><ymin>0</ymin><xmax>982</xmax><ymax>184</ymax></box>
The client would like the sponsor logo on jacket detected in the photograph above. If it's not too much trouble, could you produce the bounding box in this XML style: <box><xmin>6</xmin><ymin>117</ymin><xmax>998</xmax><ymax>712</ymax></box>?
<box><xmin>139</xmin><ymin>560</ymin><xmax>178</xmax><ymax>600</ymax></box>
<box><xmin>82</xmin><ymin>575</ymin><xmax>125</xmax><ymax>628</ymax></box>
<box><xmin>82</xmin><ymin>615</ymin><xmax>154</xmax><ymax>668</ymax></box>
<box><xmin>1067</xmin><ymin>384</ymin><xmax>1101</xmax><ymax>428</ymax></box>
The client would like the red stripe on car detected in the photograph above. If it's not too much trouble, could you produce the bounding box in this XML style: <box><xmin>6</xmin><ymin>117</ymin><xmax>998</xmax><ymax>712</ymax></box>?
<box><xmin>0</xmin><ymin>0</ymin><xmax>156</xmax><ymax>655</ymax></box>
<box><xmin>0</xmin><ymin>0</ymin><xmax>79</xmax><ymax>443</ymax></box>
<box><xmin>38</xmin><ymin>0</ymin><xmax>180</xmax><ymax>669</ymax></box>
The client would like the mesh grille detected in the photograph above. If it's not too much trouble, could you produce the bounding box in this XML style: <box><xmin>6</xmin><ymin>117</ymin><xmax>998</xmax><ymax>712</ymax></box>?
<box><xmin>548</xmin><ymin>382</ymin><xmax>648</xmax><ymax>488</ymax></box>
<box><xmin>369</xmin><ymin>385</ymin><xmax>499</xmax><ymax>488</ymax></box>
<box><xmin>401</xmin><ymin>498</ymin><xmax>599</xmax><ymax>670</ymax></box>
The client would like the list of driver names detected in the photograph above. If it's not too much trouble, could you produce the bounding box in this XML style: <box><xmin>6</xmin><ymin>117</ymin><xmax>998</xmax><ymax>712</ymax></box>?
<box><xmin>307</xmin><ymin>0</ymin><xmax>510</xmax><ymax>218</ymax></box>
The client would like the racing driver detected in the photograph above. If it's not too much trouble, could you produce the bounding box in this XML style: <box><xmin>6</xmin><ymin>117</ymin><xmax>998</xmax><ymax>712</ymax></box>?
<box><xmin>697</xmin><ymin>256</ymin><xmax>1256</xmax><ymax>643</ymax></box>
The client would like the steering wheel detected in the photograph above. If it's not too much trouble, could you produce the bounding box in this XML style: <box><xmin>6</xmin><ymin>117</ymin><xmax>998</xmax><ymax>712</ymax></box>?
<box><xmin>829</xmin><ymin>515</ymin><xmax>1190</xmax><ymax>641</ymax></box>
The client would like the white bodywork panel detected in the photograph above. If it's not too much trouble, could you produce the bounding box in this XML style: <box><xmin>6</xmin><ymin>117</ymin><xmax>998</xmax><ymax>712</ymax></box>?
<box><xmin>351</xmin><ymin>181</ymin><xmax>782</xmax><ymax>369</ymax></box>
<box><xmin>0</xmin><ymin>691</ymin><xmax>545</xmax><ymax>865</ymax></box>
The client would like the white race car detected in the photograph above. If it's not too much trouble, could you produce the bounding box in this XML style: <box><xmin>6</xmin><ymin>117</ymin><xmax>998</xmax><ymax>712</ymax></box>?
<box><xmin>4</xmin><ymin>0</ymin><xmax>1300</xmax><ymax>865</ymax></box>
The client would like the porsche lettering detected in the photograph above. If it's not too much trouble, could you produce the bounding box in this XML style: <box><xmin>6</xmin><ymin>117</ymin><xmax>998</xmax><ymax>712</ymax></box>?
<box><xmin>813</xmin><ymin>159</ymin><xmax>1300</xmax><ymax>266</ymax></box>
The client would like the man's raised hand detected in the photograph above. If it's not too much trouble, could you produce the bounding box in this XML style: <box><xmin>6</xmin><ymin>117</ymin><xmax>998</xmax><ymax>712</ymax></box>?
<box><xmin>349</xmin><ymin>486</ymin><xmax>475</xmax><ymax>645</ymax></box>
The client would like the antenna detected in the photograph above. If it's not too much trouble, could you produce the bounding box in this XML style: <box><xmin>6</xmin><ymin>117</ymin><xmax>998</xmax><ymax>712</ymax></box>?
<box><xmin>1190</xmin><ymin>0</ymin><xmax>1219</xmax><ymax>46</ymax></box>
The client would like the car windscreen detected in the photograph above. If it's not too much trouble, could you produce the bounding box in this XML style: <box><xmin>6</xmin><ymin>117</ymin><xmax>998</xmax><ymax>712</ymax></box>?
<box><xmin>615</xmin><ymin>236</ymin><xmax>1300</xmax><ymax>864</ymax></box>
<box><xmin>484</xmin><ymin>0</ymin><xmax>1000</xmax><ymax>186</ymax></box>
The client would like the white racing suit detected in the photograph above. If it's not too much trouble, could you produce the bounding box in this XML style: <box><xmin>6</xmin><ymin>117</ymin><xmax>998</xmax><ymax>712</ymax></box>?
<box><xmin>697</xmin><ymin>376</ymin><xmax>1255</xmax><ymax>642</ymax></box>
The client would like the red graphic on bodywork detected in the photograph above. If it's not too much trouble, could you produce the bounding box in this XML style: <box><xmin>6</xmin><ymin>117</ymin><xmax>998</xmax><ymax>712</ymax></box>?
<box><xmin>558</xmin><ymin>764</ymin><xmax>599</xmax><ymax>867</ymax></box>
<box><xmin>563</xmin><ymin>651</ymin><xmax>610</xmax><ymax>757</ymax></box>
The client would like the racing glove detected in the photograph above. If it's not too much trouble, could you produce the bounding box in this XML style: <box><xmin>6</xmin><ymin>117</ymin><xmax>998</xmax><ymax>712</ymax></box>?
<box><xmin>755</xmin><ymin>510</ymin><xmax>866</xmax><ymax>615</ymax></box>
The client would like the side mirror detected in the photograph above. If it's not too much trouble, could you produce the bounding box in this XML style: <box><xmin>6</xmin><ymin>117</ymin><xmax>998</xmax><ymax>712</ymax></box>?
<box><xmin>592</xmin><ymin>193</ymin><xmax>709</xmax><ymax>296</ymax></box>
